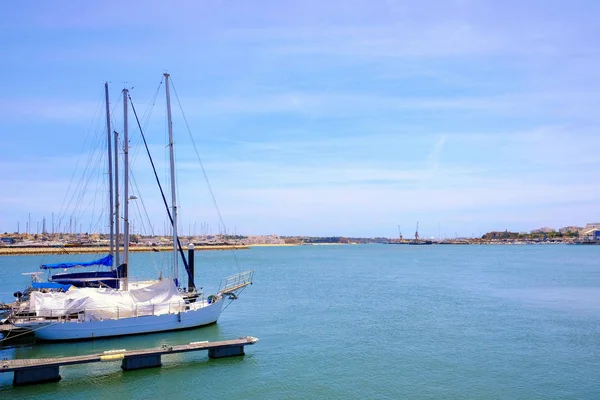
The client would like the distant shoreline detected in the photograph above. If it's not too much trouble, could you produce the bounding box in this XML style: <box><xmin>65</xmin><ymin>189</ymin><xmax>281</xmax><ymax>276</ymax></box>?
<box><xmin>1</xmin><ymin>241</ymin><xmax>596</xmax><ymax>256</ymax></box>
<box><xmin>0</xmin><ymin>245</ymin><xmax>249</xmax><ymax>256</ymax></box>
<box><xmin>247</xmin><ymin>243</ymin><xmax>299</xmax><ymax>247</ymax></box>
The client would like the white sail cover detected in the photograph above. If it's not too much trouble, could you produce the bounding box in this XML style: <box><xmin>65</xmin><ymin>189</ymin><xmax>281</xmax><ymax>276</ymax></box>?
<box><xmin>28</xmin><ymin>279</ymin><xmax>185</xmax><ymax>321</ymax></box>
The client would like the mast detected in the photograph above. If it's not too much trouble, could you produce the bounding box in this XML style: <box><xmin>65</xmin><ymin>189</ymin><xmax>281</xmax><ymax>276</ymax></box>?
<box><xmin>164</xmin><ymin>73</ymin><xmax>178</xmax><ymax>283</ymax></box>
<box><xmin>105</xmin><ymin>82</ymin><xmax>115</xmax><ymax>266</ymax></box>
<box><xmin>123</xmin><ymin>89</ymin><xmax>130</xmax><ymax>290</ymax></box>
<box><xmin>114</xmin><ymin>130</ymin><xmax>120</xmax><ymax>268</ymax></box>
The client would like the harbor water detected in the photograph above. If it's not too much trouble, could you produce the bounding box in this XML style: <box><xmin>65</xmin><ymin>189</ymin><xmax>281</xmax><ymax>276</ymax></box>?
<box><xmin>1</xmin><ymin>244</ymin><xmax>599</xmax><ymax>399</ymax></box>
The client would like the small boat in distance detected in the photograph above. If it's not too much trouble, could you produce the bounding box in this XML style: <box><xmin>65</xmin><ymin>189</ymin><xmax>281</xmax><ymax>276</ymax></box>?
<box><xmin>386</xmin><ymin>224</ymin><xmax>409</xmax><ymax>244</ymax></box>
<box><xmin>409</xmin><ymin>222</ymin><xmax>433</xmax><ymax>245</ymax></box>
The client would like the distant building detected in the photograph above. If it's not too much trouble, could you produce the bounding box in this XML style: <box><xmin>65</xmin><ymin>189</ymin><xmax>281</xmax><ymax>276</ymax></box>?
<box><xmin>531</xmin><ymin>227</ymin><xmax>555</xmax><ymax>234</ymax></box>
<box><xmin>559</xmin><ymin>226</ymin><xmax>582</xmax><ymax>234</ymax></box>
<box><xmin>583</xmin><ymin>222</ymin><xmax>600</xmax><ymax>230</ymax></box>
<box><xmin>578</xmin><ymin>223</ymin><xmax>600</xmax><ymax>242</ymax></box>
<box><xmin>482</xmin><ymin>230</ymin><xmax>519</xmax><ymax>240</ymax></box>
<box><xmin>581</xmin><ymin>228</ymin><xmax>600</xmax><ymax>242</ymax></box>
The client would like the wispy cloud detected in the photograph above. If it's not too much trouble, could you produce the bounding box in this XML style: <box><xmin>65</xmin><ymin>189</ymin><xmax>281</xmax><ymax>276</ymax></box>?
<box><xmin>423</xmin><ymin>135</ymin><xmax>447</xmax><ymax>183</ymax></box>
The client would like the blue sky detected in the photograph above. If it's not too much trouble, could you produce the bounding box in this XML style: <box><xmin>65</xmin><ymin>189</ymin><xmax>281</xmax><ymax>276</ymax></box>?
<box><xmin>1</xmin><ymin>0</ymin><xmax>599</xmax><ymax>238</ymax></box>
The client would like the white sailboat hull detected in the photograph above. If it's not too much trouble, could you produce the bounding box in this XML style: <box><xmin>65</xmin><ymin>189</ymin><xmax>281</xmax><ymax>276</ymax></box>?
<box><xmin>15</xmin><ymin>297</ymin><xmax>224</xmax><ymax>341</ymax></box>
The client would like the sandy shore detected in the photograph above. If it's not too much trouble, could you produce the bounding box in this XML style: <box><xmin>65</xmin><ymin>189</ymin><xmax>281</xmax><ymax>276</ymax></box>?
<box><xmin>0</xmin><ymin>245</ymin><xmax>248</xmax><ymax>256</ymax></box>
<box><xmin>247</xmin><ymin>243</ymin><xmax>299</xmax><ymax>247</ymax></box>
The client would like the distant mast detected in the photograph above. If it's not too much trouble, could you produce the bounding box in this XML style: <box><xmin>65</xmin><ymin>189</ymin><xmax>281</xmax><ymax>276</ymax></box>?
<box><xmin>164</xmin><ymin>73</ymin><xmax>178</xmax><ymax>283</ymax></box>
<box><xmin>105</xmin><ymin>82</ymin><xmax>115</xmax><ymax>266</ymax></box>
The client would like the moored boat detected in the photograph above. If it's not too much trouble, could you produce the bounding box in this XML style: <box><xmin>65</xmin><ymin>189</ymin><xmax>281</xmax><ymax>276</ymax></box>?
<box><xmin>9</xmin><ymin>74</ymin><xmax>253</xmax><ymax>341</ymax></box>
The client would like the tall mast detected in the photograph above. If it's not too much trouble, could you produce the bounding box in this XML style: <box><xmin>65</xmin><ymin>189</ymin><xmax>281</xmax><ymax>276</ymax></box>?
<box><xmin>164</xmin><ymin>73</ymin><xmax>178</xmax><ymax>283</ymax></box>
<box><xmin>105</xmin><ymin>82</ymin><xmax>115</xmax><ymax>266</ymax></box>
<box><xmin>114</xmin><ymin>130</ymin><xmax>120</xmax><ymax>268</ymax></box>
<box><xmin>123</xmin><ymin>89</ymin><xmax>130</xmax><ymax>291</ymax></box>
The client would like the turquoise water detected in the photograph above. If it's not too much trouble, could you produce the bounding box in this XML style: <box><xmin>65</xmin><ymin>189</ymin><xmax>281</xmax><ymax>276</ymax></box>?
<box><xmin>1</xmin><ymin>245</ymin><xmax>599</xmax><ymax>399</ymax></box>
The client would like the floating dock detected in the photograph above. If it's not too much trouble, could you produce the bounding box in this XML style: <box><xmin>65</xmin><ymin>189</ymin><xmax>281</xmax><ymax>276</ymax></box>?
<box><xmin>0</xmin><ymin>336</ymin><xmax>258</xmax><ymax>386</ymax></box>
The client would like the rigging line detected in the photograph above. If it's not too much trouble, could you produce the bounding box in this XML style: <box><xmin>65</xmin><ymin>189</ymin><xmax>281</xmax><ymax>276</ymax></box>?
<box><xmin>70</xmin><ymin>142</ymin><xmax>105</xmax><ymax>231</ymax></box>
<box><xmin>56</xmin><ymin>89</ymin><xmax>105</xmax><ymax>225</ymax></box>
<box><xmin>86</xmin><ymin>169</ymin><xmax>100</xmax><ymax>233</ymax></box>
<box><xmin>128</xmin><ymin>187</ymin><xmax>162</xmax><ymax>278</ymax></box>
<box><xmin>109</xmin><ymin>95</ymin><xmax>123</xmax><ymax>137</ymax></box>
<box><xmin>221</xmin><ymin>284</ymin><xmax>248</xmax><ymax>313</ymax></box>
<box><xmin>170</xmin><ymin>78</ymin><xmax>241</xmax><ymax>271</ymax></box>
<box><xmin>128</xmin><ymin>94</ymin><xmax>194</xmax><ymax>288</ymax></box>
<box><xmin>141</xmin><ymin>79</ymin><xmax>163</xmax><ymax>127</ymax></box>
<box><xmin>78</xmin><ymin>181</ymin><xmax>102</xmax><ymax>232</ymax></box>
<box><xmin>91</xmin><ymin>208</ymin><xmax>106</xmax><ymax>234</ymax></box>
<box><xmin>88</xmin><ymin>205</ymin><xmax>106</xmax><ymax>235</ymax></box>
<box><xmin>68</xmin><ymin>109</ymin><xmax>106</xmax><ymax>224</ymax></box>
<box><xmin>128</xmin><ymin>169</ymin><xmax>162</xmax><ymax>276</ymax></box>
<box><xmin>0</xmin><ymin>319</ymin><xmax>67</xmax><ymax>343</ymax></box>
<box><xmin>64</xmin><ymin>123</ymin><xmax>104</xmax><ymax>210</ymax></box>
<box><xmin>62</xmin><ymin>127</ymin><xmax>105</xmax><ymax>233</ymax></box>
<box><xmin>130</xmin><ymin>80</ymin><xmax>162</xmax><ymax>170</ymax></box>
<box><xmin>73</xmin><ymin>145</ymin><xmax>104</xmax><ymax>218</ymax></box>
<box><xmin>86</xmin><ymin>169</ymin><xmax>108</xmax><ymax>233</ymax></box>
<box><xmin>93</xmin><ymin>153</ymin><xmax>110</xmax><ymax>233</ymax></box>
<box><xmin>129</xmin><ymin>170</ymin><xmax>152</xmax><ymax>237</ymax></box>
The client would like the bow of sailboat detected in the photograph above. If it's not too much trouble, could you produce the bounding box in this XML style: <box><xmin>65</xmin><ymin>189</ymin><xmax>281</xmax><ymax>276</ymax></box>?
<box><xmin>218</xmin><ymin>270</ymin><xmax>254</xmax><ymax>297</ymax></box>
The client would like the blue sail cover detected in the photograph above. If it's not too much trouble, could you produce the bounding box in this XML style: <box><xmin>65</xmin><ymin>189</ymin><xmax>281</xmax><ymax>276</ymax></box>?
<box><xmin>41</xmin><ymin>254</ymin><xmax>113</xmax><ymax>270</ymax></box>
<box><xmin>32</xmin><ymin>282</ymin><xmax>72</xmax><ymax>291</ymax></box>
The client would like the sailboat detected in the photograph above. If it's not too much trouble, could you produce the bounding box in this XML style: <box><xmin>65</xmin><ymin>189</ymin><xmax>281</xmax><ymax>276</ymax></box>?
<box><xmin>408</xmin><ymin>222</ymin><xmax>433</xmax><ymax>245</ymax></box>
<box><xmin>9</xmin><ymin>74</ymin><xmax>253</xmax><ymax>341</ymax></box>
<box><xmin>12</xmin><ymin>83</ymin><xmax>127</xmax><ymax>295</ymax></box>
<box><xmin>16</xmin><ymin>84</ymin><xmax>126</xmax><ymax>292</ymax></box>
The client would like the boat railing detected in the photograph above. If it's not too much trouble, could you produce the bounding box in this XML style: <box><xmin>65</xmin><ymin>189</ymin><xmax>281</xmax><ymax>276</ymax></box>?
<box><xmin>11</xmin><ymin>298</ymin><xmax>209</xmax><ymax>323</ymax></box>
<box><xmin>218</xmin><ymin>270</ymin><xmax>254</xmax><ymax>295</ymax></box>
